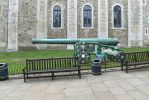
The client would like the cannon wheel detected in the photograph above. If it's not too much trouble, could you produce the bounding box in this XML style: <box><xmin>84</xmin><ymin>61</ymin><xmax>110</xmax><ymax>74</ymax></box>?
<box><xmin>73</xmin><ymin>42</ymin><xmax>91</xmax><ymax>64</ymax></box>
<box><xmin>78</xmin><ymin>48</ymin><xmax>90</xmax><ymax>64</ymax></box>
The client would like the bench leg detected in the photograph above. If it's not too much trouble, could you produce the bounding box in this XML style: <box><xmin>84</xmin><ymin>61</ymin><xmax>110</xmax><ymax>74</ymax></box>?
<box><xmin>78</xmin><ymin>70</ymin><xmax>81</xmax><ymax>78</ymax></box>
<box><xmin>23</xmin><ymin>73</ymin><xmax>26</xmax><ymax>83</ymax></box>
<box><xmin>126</xmin><ymin>66</ymin><xmax>128</xmax><ymax>73</ymax></box>
<box><xmin>23</xmin><ymin>69</ymin><xmax>26</xmax><ymax>83</ymax></box>
<box><xmin>27</xmin><ymin>74</ymin><xmax>29</xmax><ymax>79</ymax></box>
<box><xmin>121</xmin><ymin>65</ymin><xmax>123</xmax><ymax>71</ymax></box>
<box><xmin>125</xmin><ymin>61</ymin><xmax>128</xmax><ymax>73</ymax></box>
<box><xmin>52</xmin><ymin>72</ymin><xmax>54</xmax><ymax>80</ymax></box>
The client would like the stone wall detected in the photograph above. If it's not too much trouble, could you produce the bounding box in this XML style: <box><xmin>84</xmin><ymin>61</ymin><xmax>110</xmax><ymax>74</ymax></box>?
<box><xmin>18</xmin><ymin>0</ymin><xmax>37</xmax><ymax>50</ymax></box>
<box><xmin>7</xmin><ymin>0</ymin><xmax>18</xmax><ymax>51</ymax></box>
<box><xmin>0</xmin><ymin>0</ymin><xmax>8</xmax><ymax>50</ymax></box>
<box><xmin>98</xmin><ymin>0</ymin><xmax>108</xmax><ymax>38</ymax></box>
<box><xmin>1</xmin><ymin>0</ymin><xmax>149</xmax><ymax>51</ymax></box>
<box><xmin>36</xmin><ymin>0</ymin><xmax>48</xmax><ymax>50</ymax></box>
<box><xmin>108</xmin><ymin>0</ymin><xmax>128</xmax><ymax>47</ymax></box>
<box><xmin>77</xmin><ymin>0</ymin><xmax>98</xmax><ymax>38</ymax></box>
<box><xmin>47</xmin><ymin>0</ymin><xmax>67</xmax><ymax>49</ymax></box>
<box><xmin>143</xmin><ymin>0</ymin><xmax>149</xmax><ymax>46</ymax></box>
<box><xmin>128</xmin><ymin>0</ymin><xmax>143</xmax><ymax>47</ymax></box>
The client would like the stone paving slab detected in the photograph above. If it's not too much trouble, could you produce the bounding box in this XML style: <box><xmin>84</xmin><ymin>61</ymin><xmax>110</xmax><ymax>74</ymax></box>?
<box><xmin>44</xmin><ymin>94</ymin><xmax>64</xmax><ymax>100</ymax></box>
<box><xmin>91</xmin><ymin>82</ymin><xmax>109</xmax><ymax>92</ymax></box>
<box><xmin>137</xmin><ymin>85</ymin><xmax>149</xmax><ymax>96</ymax></box>
<box><xmin>126</xmin><ymin>78</ymin><xmax>145</xmax><ymax>86</ymax></box>
<box><xmin>104</xmin><ymin>80</ymin><xmax>119</xmax><ymax>88</ymax></box>
<box><xmin>116</xmin><ymin>80</ymin><xmax>136</xmax><ymax>92</ymax></box>
<box><xmin>128</xmin><ymin>91</ymin><xmax>149</xmax><ymax>100</ymax></box>
<box><xmin>2</xmin><ymin>96</ymin><xmax>22</xmax><ymax>100</ymax></box>
<box><xmin>64</xmin><ymin>94</ymin><xmax>96</xmax><ymax>100</ymax></box>
<box><xmin>64</xmin><ymin>86</ymin><xmax>93</xmax><ymax>96</ymax></box>
<box><xmin>95</xmin><ymin>91</ymin><xmax>117</xmax><ymax>100</ymax></box>
<box><xmin>1</xmin><ymin>71</ymin><xmax>149</xmax><ymax>100</ymax></box>
<box><xmin>110</xmin><ymin>87</ymin><xmax>126</xmax><ymax>95</ymax></box>
<box><xmin>116</xmin><ymin>95</ymin><xmax>133</xmax><ymax>100</ymax></box>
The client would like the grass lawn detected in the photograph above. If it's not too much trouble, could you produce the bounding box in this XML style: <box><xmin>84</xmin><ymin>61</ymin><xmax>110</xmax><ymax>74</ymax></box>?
<box><xmin>0</xmin><ymin>47</ymin><xmax>149</xmax><ymax>63</ymax></box>
<box><xmin>0</xmin><ymin>47</ymin><xmax>148</xmax><ymax>75</ymax></box>
<box><xmin>120</xmin><ymin>47</ymin><xmax>149</xmax><ymax>52</ymax></box>
<box><xmin>0</xmin><ymin>50</ymin><xmax>73</xmax><ymax>63</ymax></box>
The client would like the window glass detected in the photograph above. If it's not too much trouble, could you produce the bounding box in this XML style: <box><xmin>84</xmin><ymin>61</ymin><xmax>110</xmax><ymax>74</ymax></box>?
<box><xmin>83</xmin><ymin>5</ymin><xmax>92</xmax><ymax>27</ymax></box>
<box><xmin>53</xmin><ymin>5</ymin><xmax>61</xmax><ymax>27</ymax></box>
<box><xmin>114</xmin><ymin>5</ymin><xmax>121</xmax><ymax>28</ymax></box>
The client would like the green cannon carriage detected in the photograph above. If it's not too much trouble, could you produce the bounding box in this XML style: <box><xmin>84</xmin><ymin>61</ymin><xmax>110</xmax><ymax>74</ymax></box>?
<box><xmin>32</xmin><ymin>38</ymin><xmax>123</xmax><ymax>63</ymax></box>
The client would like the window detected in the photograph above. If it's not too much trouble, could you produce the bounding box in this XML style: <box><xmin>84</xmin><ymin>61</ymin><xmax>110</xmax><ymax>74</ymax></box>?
<box><xmin>143</xmin><ymin>0</ymin><xmax>146</xmax><ymax>5</ymax></box>
<box><xmin>145</xmin><ymin>28</ymin><xmax>148</xmax><ymax>35</ymax></box>
<box><xmin>114</xmin><ymin>5</ymin><xmax>121</xmax><ymax>28</ymax></box>
<box><xmin>53</xmin><ymin>5</ymin><xmax>61</xmax><ymax>27</ymax></box>
<box><xmin>83</xmin><ymin>5</ymin><xmax>92</xmax><ymax>27</ymax></box>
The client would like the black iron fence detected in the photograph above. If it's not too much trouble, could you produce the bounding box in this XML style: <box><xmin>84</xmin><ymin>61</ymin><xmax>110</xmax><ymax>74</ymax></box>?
<box><xmin>8</xmin><ymin>61</ymin><xmax>25</xmax><ymax>75</ymax></box>
<box><xmin>7</xmin><ymin>57</ymin><xmax>121</xmax><ymax>78</ymax></box>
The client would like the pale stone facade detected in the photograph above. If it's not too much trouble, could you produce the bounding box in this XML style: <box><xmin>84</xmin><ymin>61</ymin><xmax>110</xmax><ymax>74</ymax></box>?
<box><xmin>0</xmin><ymin>0</ymin><xmax>8</xmax><ymax>50</ymax></box>
<box><xmin>143</xmin><ymin>0</ymin><xmax>149</xmax><ymax>47</ymax></box>
<box><xmin>0</xmin><ymin>0</ymin><xmax>148</xmax><ymax>51</ymax></box>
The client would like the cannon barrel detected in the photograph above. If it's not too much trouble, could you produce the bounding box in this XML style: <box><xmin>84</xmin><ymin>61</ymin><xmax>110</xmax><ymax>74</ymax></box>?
<box><xmin>32</xmin><ymin>38</ymin><xmax>119</xmax><ymax>46</ymax></box>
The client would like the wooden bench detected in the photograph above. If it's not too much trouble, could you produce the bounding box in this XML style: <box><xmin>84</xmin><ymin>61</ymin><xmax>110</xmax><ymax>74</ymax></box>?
<box><xmin>121</xmin><ymin>51</ymin><xmax>149</xmax><ymax>73</ymax></box>
<box><xmin>23</xmin><ymin>57</ymin><xmax>81</xmax><ymax>82</ymax></box>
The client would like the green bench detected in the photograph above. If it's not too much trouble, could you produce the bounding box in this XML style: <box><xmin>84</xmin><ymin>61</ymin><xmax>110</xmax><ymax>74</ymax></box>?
<box><xmin>121</xmin><ymin>51</ymin><xmax>149</xmax><ymax>73</ymax></box>
<box><xmin>23</xmin><ymin>57</ymin><xmax>81</xmax><ymax>82</ymax></box>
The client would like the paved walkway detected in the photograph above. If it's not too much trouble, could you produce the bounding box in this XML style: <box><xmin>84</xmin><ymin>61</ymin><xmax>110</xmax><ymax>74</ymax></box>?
<box><xmin>1</xmin><ymin>70</ymin><xmax>149</xmax><ymax>100</ymax></box>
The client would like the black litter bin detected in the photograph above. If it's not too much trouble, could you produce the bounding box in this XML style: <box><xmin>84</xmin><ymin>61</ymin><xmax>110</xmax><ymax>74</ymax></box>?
<box><xmin>0</xmin><ymin>63</ymin><xmax>8</xmax><ymax>80</ymax></box>
<box><xmin>92</xmin><ymin>59</ymin><xmax>101</xmax><ymax>75</ymax></box>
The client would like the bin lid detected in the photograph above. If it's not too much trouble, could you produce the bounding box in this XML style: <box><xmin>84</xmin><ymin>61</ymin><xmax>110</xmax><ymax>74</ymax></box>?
<box><xmin>93</xmin><ymin>59</ymin><xmax>101</xmax><ymax>63</ymax></box>
<box><xmin>0</xmin><ymin>63</ymin><xmax>6</xmax><ymax>67</ymax></box>
<box><xmin>94</xmin><ymin>59</ymin><xmax>100</xmax><ymax>62</ymax></box>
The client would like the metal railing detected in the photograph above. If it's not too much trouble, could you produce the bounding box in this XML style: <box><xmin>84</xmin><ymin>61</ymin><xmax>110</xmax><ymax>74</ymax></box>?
<box><xmin>8</xmin><ymin>61</ymin><xmax>25</xmax><ymax>78</ymax></box>
<box><xmin>7</xmin><ymin>57</ymin><xmax>121</xmax><ymax>78</ymax></box>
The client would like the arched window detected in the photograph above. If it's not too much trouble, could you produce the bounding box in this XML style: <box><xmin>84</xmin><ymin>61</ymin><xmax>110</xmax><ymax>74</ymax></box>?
<box><xmin>114</xmin><ymin>5</ymin><xmax>121</xmax><ymax>28</ymax></box>
<box><xmin>83</xmin><ymin>5</ymin><xmax>92</xmax><ymax>27</ymax></box>
<box><xmin>53</xmin><ymin>5</ymin><xmax>61</xmax><ymax>27</ymax></box>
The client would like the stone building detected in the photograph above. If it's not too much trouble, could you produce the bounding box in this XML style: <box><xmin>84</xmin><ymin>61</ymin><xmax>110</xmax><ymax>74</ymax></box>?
<box><xmin>0</xmin><ymin>0</ymin><xmax>149</xmax><ymax>51</ymax></box>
